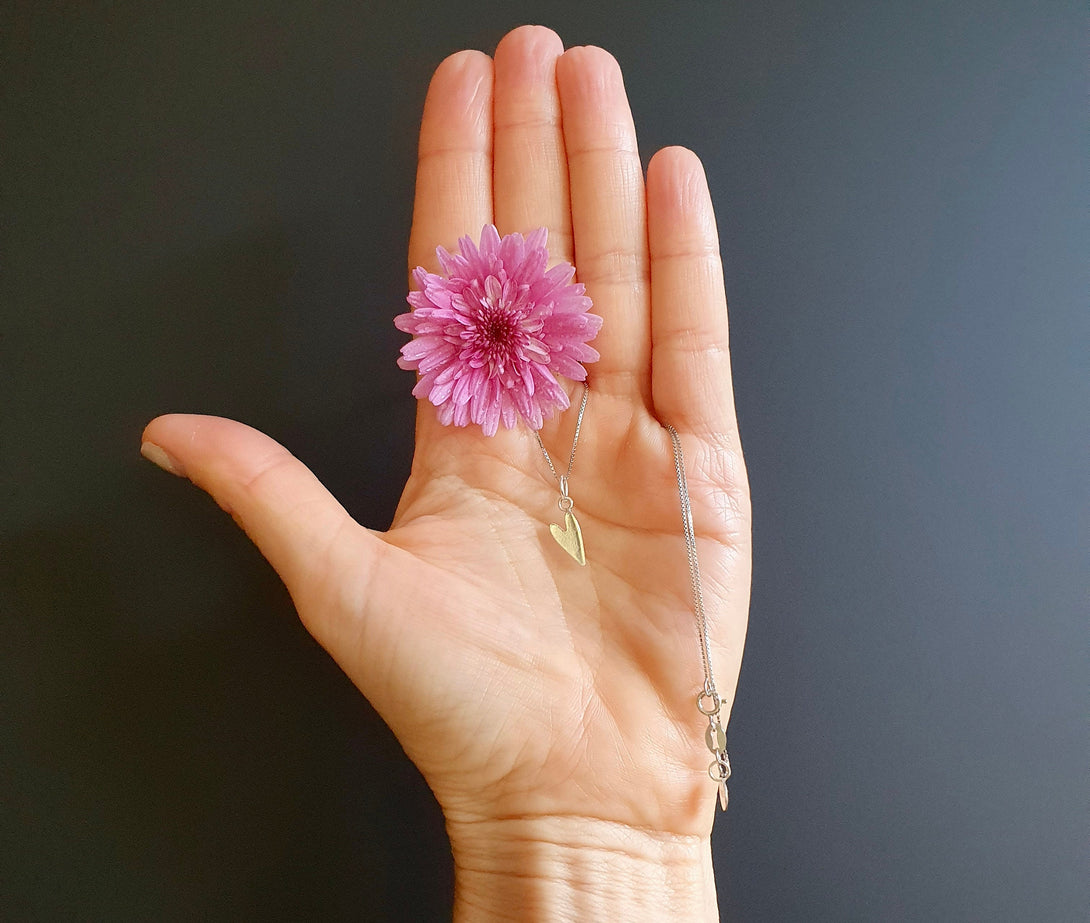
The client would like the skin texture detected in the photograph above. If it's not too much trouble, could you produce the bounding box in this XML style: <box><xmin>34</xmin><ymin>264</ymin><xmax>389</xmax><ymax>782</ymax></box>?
<box><xmin>142</xmin><ymin>25</ymin><xmax>750</xmax><ymax>921</ymax></box>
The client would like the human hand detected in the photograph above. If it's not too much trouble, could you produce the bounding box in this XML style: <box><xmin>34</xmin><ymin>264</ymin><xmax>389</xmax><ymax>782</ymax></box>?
<box><xmin>141</xmin><ymin>25</ymin><xmax>750</xmax><ymax>920</ymax></box>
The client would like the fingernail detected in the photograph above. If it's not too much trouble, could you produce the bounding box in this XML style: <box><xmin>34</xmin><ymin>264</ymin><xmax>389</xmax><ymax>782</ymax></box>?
<box><xmin>141</xmin><ymin>442</ymin><xmax>186</xmax><ymax>477</ymax></box>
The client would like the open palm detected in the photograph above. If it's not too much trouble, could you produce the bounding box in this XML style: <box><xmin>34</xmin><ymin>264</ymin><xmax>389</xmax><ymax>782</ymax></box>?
<box><xmin>142</xmin><ymin>26</ymin><xmax>750</xmax><ymax>851</ymax></box>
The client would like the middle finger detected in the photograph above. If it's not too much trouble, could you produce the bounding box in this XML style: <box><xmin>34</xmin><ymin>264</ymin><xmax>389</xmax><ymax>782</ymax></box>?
<box><xmin>492</xmin><ymin>25</ymin><xmax>573</xmax><ymax>266</ymax></box>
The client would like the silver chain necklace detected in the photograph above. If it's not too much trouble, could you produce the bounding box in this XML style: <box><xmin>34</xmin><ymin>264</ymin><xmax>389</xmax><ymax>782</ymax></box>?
<box><xmin>534</xmin><ymin>385</ymin><xmax>732</xmax><ymax>810</ymax></box>
<box><xmin>667</xmin><ymin>424</ymin><xmax>732</xmax><ymax>811</ymax></box>
<box><xmin>534</xmin><ymin>382</ymin><xmax>589</xmax><ymax>566</ymax></box>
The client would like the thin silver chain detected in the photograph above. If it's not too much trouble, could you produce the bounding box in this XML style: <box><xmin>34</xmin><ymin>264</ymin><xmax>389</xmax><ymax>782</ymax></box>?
<box><xmin>666</xmin><ymin>424</ymin><xmax>732</xmax><ymax>811</ymax></box>
<box><xmin>666</xmin><ymin>425</ymin><xmax>717</xmax><ymax>696</ymax></box>
<box><xmin>534</xmin><ymin>382</ymin><xmax>589</xmax><ymax>482</ymax></box>
<box><xmin>534</xmin><ymin>393</ymin><xmax>730</xmax><ymax>808</ymax></box>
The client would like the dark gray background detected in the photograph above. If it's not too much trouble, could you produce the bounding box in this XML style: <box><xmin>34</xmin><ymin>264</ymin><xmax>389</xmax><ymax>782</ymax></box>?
<box><xmin>3</xmin><ymin>1</ymin><xmax>1086</xmax><ymax>920</ymax></box>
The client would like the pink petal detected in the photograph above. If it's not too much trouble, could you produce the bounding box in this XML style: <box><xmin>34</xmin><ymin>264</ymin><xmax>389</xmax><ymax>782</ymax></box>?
<box><xmin>550</xmin><ymin>353</ymin><xmax>589</xmax><ymax>380</ymax></box>
<box><xmin>525</xmin><ymin>226</ymin><xmax>547</xmax><ymax>253</ymax></box>
<box><xmin>451</xmin><ymin>372</ymin><xmax>474</xmax><ymax>406</ymax></box>
<box><xmin>479</xmin><ymin>224</ymin><xmax>501</xmax><ymax>258</ymax></box>
<box><xmin>412</xmin><ymin>374</ymin><xmax>434</xmax><ymax>398</ymax></box>
<box><xmin>400</xmin><ymin>336</ymin><xmax>445</xmax><ymax>360</ymax></box>
<box><xmin>500</xmin><ymin>394</ymin><xmax>518</xmax><ymax>430</ymax></box>
<box><xmin>429</xmin><ymin>376</ymin><xmax>455</xmax><ymax>404</ymax></box>
<box><xmin>398</xmin><ymin>225</ymin><xmax>601</xmax><ymax>435</ymax></box>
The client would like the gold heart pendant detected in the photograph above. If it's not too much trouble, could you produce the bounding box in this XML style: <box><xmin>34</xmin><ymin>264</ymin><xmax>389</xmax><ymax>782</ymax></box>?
<box><xmin>549</xmin><ymin>510</ymin><xmax>587</xmax><ymax>566</ymax></box>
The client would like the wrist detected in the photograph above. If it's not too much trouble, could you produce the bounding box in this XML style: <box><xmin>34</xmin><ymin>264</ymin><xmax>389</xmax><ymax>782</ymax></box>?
<box><xmin>447</xmin><ymin>814</ymin><xmax>719</xmax><ymax>923</ymax></box>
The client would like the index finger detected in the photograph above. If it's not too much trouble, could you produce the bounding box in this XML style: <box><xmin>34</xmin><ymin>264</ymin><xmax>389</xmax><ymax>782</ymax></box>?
<box><xmin>408</xmin><ymin>50</ymin><xmax>494</xmax><ymax>278</ymax></box>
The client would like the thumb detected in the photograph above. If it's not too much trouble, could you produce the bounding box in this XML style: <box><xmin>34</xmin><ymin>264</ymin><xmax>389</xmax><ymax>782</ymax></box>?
<box><xmin>139</xmin><ymin>413</ymin><xmax>389</xmax><ymax>657</ymax></box>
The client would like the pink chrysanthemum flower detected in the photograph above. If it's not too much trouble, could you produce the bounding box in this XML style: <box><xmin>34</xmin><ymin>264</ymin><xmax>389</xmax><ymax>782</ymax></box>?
<box><xmin>395</xmin><ymin>225</ymin><xmax>602</xmax><ymax>436</ymax></box>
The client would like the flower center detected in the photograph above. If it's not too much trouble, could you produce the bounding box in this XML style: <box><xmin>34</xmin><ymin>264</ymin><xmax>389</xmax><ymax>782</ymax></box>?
<box><xmin>478</xmin><ymin>305</ymin><xmax>519</xmax><ymax>348</ymax></box>
<box><xmin>463</xmin><ymin>274</ymin><xmax>528</xmax><ymax>375</ymax></box>
<box><xmin>453</xmin><ymin>273</ymin><xmax>548</xmax><ymax>381</ymax></box>
<box><xmin>473</xmin><ymin>301</ymin><xmax>525</xmax><ymax>379</ymax></box>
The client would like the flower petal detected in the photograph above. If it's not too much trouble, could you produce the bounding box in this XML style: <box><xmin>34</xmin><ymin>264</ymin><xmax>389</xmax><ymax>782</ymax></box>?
<box><xmin>398</xmin><ymin>225</ymin><xmax>601</xmax><ymax>435</ymax></box>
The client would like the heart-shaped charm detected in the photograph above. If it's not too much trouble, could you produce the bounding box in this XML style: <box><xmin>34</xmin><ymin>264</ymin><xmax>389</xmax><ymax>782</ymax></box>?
<box><xmin>549</xmin><ymin>510</ymin><xmax>586</xmax><ymax>566</ymax></box>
